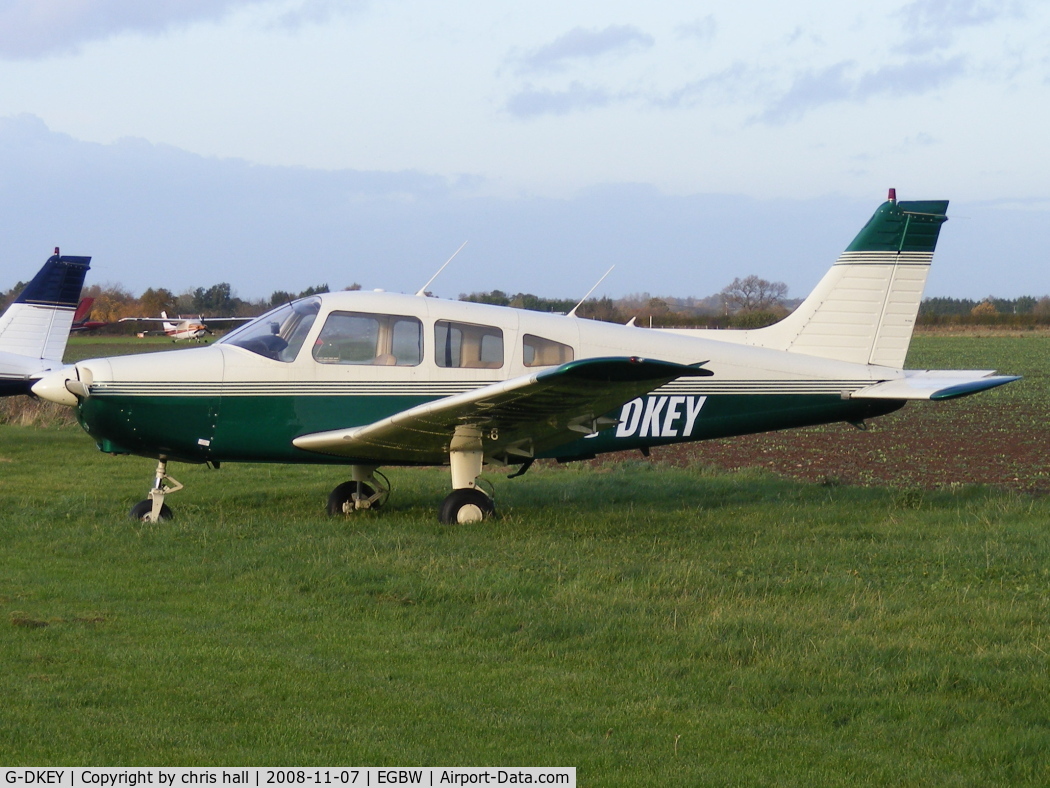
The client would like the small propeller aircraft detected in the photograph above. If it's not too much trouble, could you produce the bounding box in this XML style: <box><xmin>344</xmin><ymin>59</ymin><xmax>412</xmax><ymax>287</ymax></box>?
<box><xmin>119</xmin><ymin>312</ymin><xmax>252</xmax><ymax>342</ymax></box>
<box><xmin>70</xmin><ymin>298</ymin><xmax>109</xmax><ymax>333</ymax></box>
<box><xmin>0</xmin><ymin>248</ymin><xmax>91</xmax><ymax>396</ymax></box>
<box><xmin>32</xmin><ymin>193</ymin><xmax>1019</xmax><ymax>523</ymax></box>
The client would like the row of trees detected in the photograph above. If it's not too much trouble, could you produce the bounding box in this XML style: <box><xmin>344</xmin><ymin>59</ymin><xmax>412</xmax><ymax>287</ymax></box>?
<box><xmin>920</xmin><ymin>296</ymin><xmax>1050</xmax><ymax>316</ymax></box>
<box><xmin>2</xmin><ymin>273</ymin><xmax>1048</xmax><ymax>332</ymax></box>
<box><xmin>461</xmin><ymin>278</ymin><xmax>1050</xmax><ymax>328</ymax></box>
<box><xmin>0</xmin><ymin>280</ymin><xmax>354</xmax><ymax>326</ymax></box>
<box><xmin>460</xmin><ymin>275</ymin><xmax>796</xmax><ymax>328</ymax></box>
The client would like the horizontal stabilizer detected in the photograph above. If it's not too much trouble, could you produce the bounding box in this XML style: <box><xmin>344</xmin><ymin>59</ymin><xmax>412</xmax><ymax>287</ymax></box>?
<box><xmin>850</xmin><ymin>370</ymin><xmax>1020</xmax><ymax>401</ymax></box>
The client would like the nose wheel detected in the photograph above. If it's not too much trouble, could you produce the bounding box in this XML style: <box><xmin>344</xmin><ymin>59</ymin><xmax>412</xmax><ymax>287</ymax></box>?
<box><xmin>129</xmin><ymin>459</ymin><xmax>182</xmax><ymax>522</ymax></box>
<box><xmin>129</xmin><ymin>499</ymin><xmax>173</xmax><ymax>522</ymax></box>
<box><xmin>327</xmin><ymin>467</ymin><xmax>390</xmax><ymax>515</ymax></box>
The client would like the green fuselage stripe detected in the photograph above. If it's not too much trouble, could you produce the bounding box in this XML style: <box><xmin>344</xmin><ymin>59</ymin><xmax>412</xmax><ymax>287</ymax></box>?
<box><xmin>78</xmin><ymin>392</ymin><xmax>903</xmax><ymax>465</ymax></box>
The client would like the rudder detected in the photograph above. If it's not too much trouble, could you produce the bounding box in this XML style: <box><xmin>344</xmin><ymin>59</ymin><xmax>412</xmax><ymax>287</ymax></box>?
<box><xmin>745</xmin><ymin>193</ymin><xmax>948</xmax><ymax>368</ymax></box>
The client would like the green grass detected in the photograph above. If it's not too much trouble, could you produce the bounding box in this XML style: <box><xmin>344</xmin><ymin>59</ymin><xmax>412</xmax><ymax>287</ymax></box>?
<box><xmin>65</xmin><ymin>334</ymin><xmax>209</xmax><ymax>361</ymax></box>
<box><xmin>2</xmin><ymin>429</ymin><xmax>1050</xmax><ymax>781</ymax></box>
<box><xmin>0</xmin><ymin>335</ymin><xmax>1048</xmax><ymax>780</ymax></box>
<box><xmin>908</xmin><ymin>333</ymin><xmax>1047</xmax><ymax>404</ymax></box>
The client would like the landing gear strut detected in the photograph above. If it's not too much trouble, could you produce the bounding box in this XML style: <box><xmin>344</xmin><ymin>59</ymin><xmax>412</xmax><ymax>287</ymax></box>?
<box><xmin>129</xmin><ymin>459</ymin><xmax>182</xmax><ymax>522</ymax></box>
<box><xmin>439</xmin><ymin>425</ymin><xmax>495</xmax><ymax>524</ymax></box>
<box><xmin>327</xmin><ymin>466</ymin><xmax>390</xmax><ymax>515</ymax></box>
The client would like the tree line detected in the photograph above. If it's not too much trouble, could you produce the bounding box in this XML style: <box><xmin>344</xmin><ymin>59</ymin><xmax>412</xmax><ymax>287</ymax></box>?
<box><xmin>0</xmin><ymin>280</ymin><xmax>357</xmax><ymax>327</ymax></box>
<box><xmin>461</xmin><ymin>278</ymin><xmax>1050</xmax><ymax>328</ymax></box>
<box><xmin>2</xmin><ymin>274</ymin><xmax>1048</xmax><ymax>332</ymax></box>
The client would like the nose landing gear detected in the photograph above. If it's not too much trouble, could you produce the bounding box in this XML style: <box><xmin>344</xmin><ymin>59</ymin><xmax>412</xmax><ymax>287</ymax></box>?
<box><xmin>326</xmin><ymin>466</ymin><xmax>391</xmax><ymax>515</ymax></box>
<box><xmin>129</xmin><ymin>459</ymin><xmax>182</xmax><ymax>522</ymax></box>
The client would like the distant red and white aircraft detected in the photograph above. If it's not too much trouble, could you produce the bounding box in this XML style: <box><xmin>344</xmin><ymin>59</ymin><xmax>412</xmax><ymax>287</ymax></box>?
<box><xmin>70</xmin><ymin>298</ymin><xmax>108</xmax><ymax>333</ymax></box>
<box><xmin>119</xmin><ymin>312</ymin><xmax>252</xmax><ymax>342</ymax></box>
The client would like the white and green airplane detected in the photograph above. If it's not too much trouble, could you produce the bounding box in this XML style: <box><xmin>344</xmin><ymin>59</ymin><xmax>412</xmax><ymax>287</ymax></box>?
<box><xmin>32</xmin><ymin>193</ymin><xmax>1019</xmax><ymax>523</ymax></box>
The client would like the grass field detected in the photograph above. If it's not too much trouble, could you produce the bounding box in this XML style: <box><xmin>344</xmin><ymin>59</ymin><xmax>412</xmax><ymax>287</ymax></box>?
<box><xmin>1</xmin><ymin>335</ymin><xmax>1048</xmax><ymax>782</ymax></box>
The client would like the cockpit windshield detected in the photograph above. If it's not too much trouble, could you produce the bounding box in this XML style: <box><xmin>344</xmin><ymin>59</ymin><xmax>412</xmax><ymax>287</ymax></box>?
<box><xmin>219</xmin><ymin>297</ymin><xmax>321</xmax><ymax>362</ymax></box>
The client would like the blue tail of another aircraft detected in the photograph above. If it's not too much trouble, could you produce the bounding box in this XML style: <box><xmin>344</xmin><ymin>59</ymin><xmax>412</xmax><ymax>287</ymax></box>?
<box><xmin>0</xmin><ymin>249</ymin><xmax>91</xmax><ymax>396</ymax></box>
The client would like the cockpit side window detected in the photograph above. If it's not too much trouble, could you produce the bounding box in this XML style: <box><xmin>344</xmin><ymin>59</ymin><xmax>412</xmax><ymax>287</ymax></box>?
<box><xmin>313</xmin><ymin>311</ymin><xmax>423</xmax><ymax>366</ymax></box>
<box><xmin>434</xmin><ymin>320</ymin><xmax>503</xmax><ymax>369</ymax></box>
<box><xmin>221</xmin><ymin>297</ymin><xmax>320</xmax><ymax>362</ymax></box>
<box><xmin>523</xmin><ymin>334</ymin><xmax>574</xmax><ymax>367</ymax></box>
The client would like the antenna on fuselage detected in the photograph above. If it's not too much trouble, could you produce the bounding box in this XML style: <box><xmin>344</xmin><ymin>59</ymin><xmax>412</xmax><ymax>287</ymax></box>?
<box><xmin>567</xmin><ymin>265</ymin><xmax>615</xmax><ymax>318</ymax></box>
<box><xmin>415</xmin><ymin>241</ymin><xmax>468</xmax><ymax>297</ymax></box>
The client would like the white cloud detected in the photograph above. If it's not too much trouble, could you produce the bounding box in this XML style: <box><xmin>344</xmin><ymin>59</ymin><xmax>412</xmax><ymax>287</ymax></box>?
<box><xmin>675</xmin><ymin>16</ymin><xmax>717</xmax><ymax>43</ymax></box>
<box><xmin>655</xmin><ymin>63</ymin><xmax>760</xmax><ymax>110</ymax></box>
<box><xmin>757</xmin><ymin>56</ymin><xmax>967</xmax><ymax>124</ymax></box>
<box><xmin>269</xmin><ymin>0</ymin><xmax>368</xmax><ymax>31</ymax></box>
<box><xmin>897</xmin><ymin>0</ymin><xmax>1025</xmax><ymax>53</ymax></box>
<box><xmin>901</xmin><ymin>0</ymin><xmax>1021</xmax><ymax>30</ymax></box>
<box><xmin>511</xmin><ymin>25</ymin><xmax>654</xmax><ymax>74</ymax></box>
<box><xmin>0</xmin><ymin>0</ymin><xmax>270</xmax><ymax>59</ymax></box>
<box><xmin>506</xmin><ymin>82</ymin><xmax>620</xmax><ymax>119</ymax></box>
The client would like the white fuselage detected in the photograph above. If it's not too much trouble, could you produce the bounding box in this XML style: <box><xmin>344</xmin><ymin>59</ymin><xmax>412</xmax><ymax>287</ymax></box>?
<box><xmin>52</xmin><ymin>290</ymin><xmax>906</xmax><ymax>465</ymax></box>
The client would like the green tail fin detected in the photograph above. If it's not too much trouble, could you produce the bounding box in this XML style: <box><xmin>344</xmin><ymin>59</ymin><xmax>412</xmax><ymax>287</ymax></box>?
<box><xmin>740</xmin><ymin>194</ymin><xmax>949</xmax><ymax>368</ymax></box>
<box><xmin>846</xmin><ymin>199</ymin><xmax>949</xmax><ymax>253</ymax></box>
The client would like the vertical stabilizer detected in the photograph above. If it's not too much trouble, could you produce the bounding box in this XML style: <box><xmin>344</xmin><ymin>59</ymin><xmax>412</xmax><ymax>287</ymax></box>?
<box><xmin>742</xmin><ymin>195</ymin><xmax>948</xmax><ymax>368</ymax></box>
<box><xmin>0</xmin><ymin>251</ymin><xmax>91</xmax><ymax>362</ymax></box>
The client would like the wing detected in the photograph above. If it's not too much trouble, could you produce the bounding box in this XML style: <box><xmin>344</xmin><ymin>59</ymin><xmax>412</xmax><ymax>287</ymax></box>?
<box><xmin>118</xmin><ymin>316</ymin><xmax>252</xmax><ymax>323</ymax></box>
<box><xmin>293</xmin><ymin>356</ymin><xmax>712</xmax><ymax>465</ymax></box>
<box><xmin>850</xmin><ymin>370</ymin><xmax>1020</xmax><ymax>401</ymax></box>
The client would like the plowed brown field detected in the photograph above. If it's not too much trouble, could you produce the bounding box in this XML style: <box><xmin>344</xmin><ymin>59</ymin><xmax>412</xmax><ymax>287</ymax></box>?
<box><xmin>597</xmin><ymin>333</ymin><xmax>1050</xmax><ymax>495</ymax></box>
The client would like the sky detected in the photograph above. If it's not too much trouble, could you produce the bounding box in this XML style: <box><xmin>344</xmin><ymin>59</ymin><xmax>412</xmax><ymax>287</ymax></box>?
<box><xmin>0</xmin><ymin>0</ymin><xmax>1048</xmax><ymax>303</ymax></box>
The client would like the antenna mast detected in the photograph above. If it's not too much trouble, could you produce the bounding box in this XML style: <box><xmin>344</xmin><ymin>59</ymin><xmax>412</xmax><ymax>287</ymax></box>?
<box><xmin>416</xmin><ymin>241</ymin><xmax>468</xmax><ymax>297</ymax></box>
<box><xmin>567</xmin><ymin>265</ymin><xmax>615</xmax><ymax>318</ymax></box>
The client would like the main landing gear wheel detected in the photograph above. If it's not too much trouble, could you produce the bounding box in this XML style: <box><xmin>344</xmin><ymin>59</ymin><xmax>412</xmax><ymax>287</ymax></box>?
<box><xmin>129</xmin><ymin>499</ymin><xmax>173</xmax><ymax>521</ymax></box>
<box><xmin>439</xmin><ymin>488</ymin><xmax>495</xmax><ymax>524</ymax></box>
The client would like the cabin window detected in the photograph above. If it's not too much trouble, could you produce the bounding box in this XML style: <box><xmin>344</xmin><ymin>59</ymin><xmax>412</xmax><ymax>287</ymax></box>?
<box><xmin>313</xmin><ymin>311</ymin><xmax>423</xmax><ymax>366</ymax></box>
<box><xmin>434</xmin><ymin>320</ymin><xmax>503</xmax><ymax>369</ymax></box>
<box><xmin>523</xmin><ymin>334</ymin><xmax>574</xmax><ymax>367</ymax></box>
<box><xmin>221</xmin><ymin>297</ymin><xmax>320</xmax><ymax>362</ymax></box>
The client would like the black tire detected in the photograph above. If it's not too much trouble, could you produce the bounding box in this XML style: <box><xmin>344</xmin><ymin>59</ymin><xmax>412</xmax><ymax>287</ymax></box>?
<box><xmin>327</xmin><ymin>481</ymin><xmax>379</xmax><ymax>516</ymax></box>
<box><xmin>129</xmin><ymin>499</ymin><xmax>173</xmax><ymax>521</ymax></box>
<box><xmin>438</xmin><ymin>488</ymin><xmax>495</xmax><ymax>524</ymax></box>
